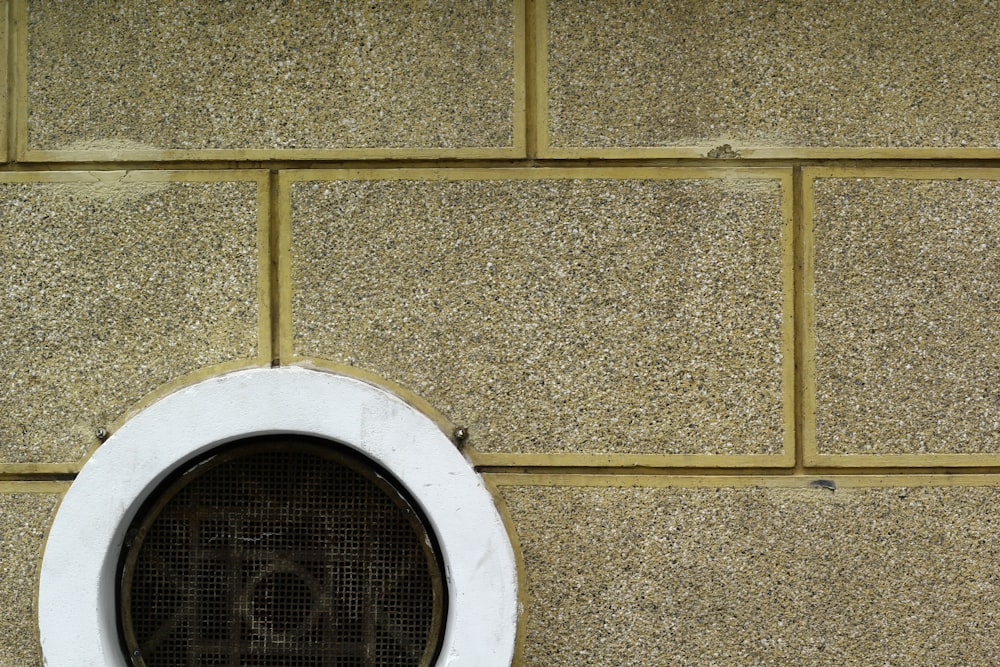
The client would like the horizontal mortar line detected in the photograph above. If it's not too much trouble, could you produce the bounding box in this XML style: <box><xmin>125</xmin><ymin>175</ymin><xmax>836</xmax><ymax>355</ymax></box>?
<box><xmin>5</xmin><ymin>157</ymin><xmax>1000</xmax><ymax>172</ymax></box>
<box><xmin>0</xmin><ymin>472</ymin><xmax>76</xmax><ymax>482</ymax></box>
<box><xmin>8</xmin><ymin>466</ymin><xmax>1000</xmax><ymax>485</ymax></box>
<box><xmin>10</xmin><ymin>465</ymin><xmax>1000</xmax><ymax>482</ymax></box>
<box><xmin>477</xmin><ymin>465</ymin><xmax>1000</xmax><ymax>477</ymax></box>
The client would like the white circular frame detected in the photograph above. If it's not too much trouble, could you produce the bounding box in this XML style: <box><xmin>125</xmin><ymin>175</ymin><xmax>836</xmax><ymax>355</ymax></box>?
<box><xmin>39</xmin><ymin>367</ymin><xmax>518</xmax><ymax>667</ymax></box>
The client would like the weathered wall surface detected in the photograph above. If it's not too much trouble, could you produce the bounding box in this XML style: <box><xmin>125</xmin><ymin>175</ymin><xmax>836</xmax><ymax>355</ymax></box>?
<box><xmin>288</xmin><ymin>171</ymin><xmax>791</xmax><ymax>458</ymax></box>
<box><xmin>807</xmin><ymin>172</ymin><xmax>1000</xmax><ymax>458</ymax></box>
<box><xmin>26</xmin><ymin>0</ymin><xmax>517</xmax><ymax>155</ymax></box>
<box><xmin>2</xmin><ymin>1</ymin><xmax>999</xmax><ymax>665</ymax></box>
<box><xmin>1</xmin><ymin>173</ymin><xmax>266</xmax><ymax>464</ymax></box>
<box><xmin>543</xmin><ymin>0</ymin><xmax>1000</xmax><ymax>154</ymax></box>
<box><xmin>502</xmin><ymin>481</ymin><xmax>1000</xmax><ymax>665</ymax></box>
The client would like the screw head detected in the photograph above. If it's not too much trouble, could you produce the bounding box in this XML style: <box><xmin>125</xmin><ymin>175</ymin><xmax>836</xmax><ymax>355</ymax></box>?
<box><xmin>453</xmin><ymin>426</ymin><xmax>469</xmax><ymax>445</ymax></box>
<box><xmin>96</xmin><ymin>427</ymin><xmax>110</xmax><ymax>441</ymax></box>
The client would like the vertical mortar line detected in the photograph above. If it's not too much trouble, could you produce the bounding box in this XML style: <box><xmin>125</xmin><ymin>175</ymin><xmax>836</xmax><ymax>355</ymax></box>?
<box><xmin>12</xmin><ymin>0</ymin><xmax>24</xmax><ymax>161</ymax></box>
<box><xmin>799</xmin><ymin>168</ymin><xmax>824</xmax><ymax>470</ymax></box>
<box><xmin>523</xmin><ymin>0</ymin><xmax>538</xmax><ymax>158</ymax></box>
<box><xmin>6</xmin><ymin>0</ymin><xmax>23</xmax><ymax>162</ymax></box>
<box><xmin>530</xmin><ymin>0</ymin><xmax>549</xmax><ymax>159</ymax></box>
<box><xmin>255</xmin><ymin>172</ymin><xmax>274</xmax><ymax>367</ymax></box>
<box><xmin>792</xmin><ymin>164</ymin><xmax>806</xmax><ymax>473</ymax></box>
<box><xmin>778</xmin><ymin>168</ymin><xmax>797</xmax><ymax>470</ymax></box>
<box><xmin>268</xmin><ymin>169</ymin><xmax>283</xmax><ymax>366</ymax></box>
<box><xmin>1</xmin><ymin>0</ymin><xmax>8</xmax><ymax>163</ymax></box>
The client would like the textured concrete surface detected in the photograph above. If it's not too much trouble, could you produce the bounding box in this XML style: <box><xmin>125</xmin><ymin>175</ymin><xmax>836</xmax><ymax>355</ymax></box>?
<box><xmin>503</xmin><ymin>484</ymin><xmax>1000</xmax><ymax>666</ymax></box>
<box><xmin>812</xmin><ymin>177</ymin><xmax>1000</xmax><ymax>455</ymax></box>
<box><xmin>546</xmin><ymin>0</ymin><xmax>1000</xmax><ymax>149</ymax></box>
<box><xmin>0</xmin><ymin>492</ymin><xmax>59</xmax><ymax>667</ymax></box>
<box><xmin>0</xmin><ymin>178</ymin><xmax>260</xmax><ymax>463</ymax></box>
<box><xmin>291</xmin><ymin>175</ymin><xmax>788</xmax><ymax>456</ymax></box>
<box><xmin>27</xmin><ymin>0</ymin><xmax>515</xmax><ymax>152</ymax></box>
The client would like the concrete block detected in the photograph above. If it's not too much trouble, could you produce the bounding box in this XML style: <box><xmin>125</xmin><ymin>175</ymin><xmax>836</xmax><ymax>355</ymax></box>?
<box><xmin>809</xmin><ymin>172</ymin><xmax>1000</xmax><ymax>457</ymax></box>
<box><xmin>0</xmin><ymin>488</ymin><xmax>61</xmax><ymax>667</ymax></box>
<box><xmin>0</xmin><ymin>173</ymin><xmax>265</xmax><ymax>464</ymax></box>
<box><xmin>289</xmin><ymin>170</ymin><xmax>791</xmax><ymax>458</ymax></box>
<box><xmin>25</xmin><ymin>0</ymin><xmax>517</xmax><ymax>157</ymax></box>
<box><xmin>503</xmin><ymin>482</ymin><xmax>1000</xmax><ymax>665</ymax></box>
<box><xmin>545</xmin><ymin>0</ymin><xmax>1000</xmax><ymax>153</ymax></box>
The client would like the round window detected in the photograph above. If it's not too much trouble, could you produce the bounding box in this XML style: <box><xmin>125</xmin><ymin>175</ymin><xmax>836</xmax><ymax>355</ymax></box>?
<box><xmin>117</xmin><ymin>436</ymin><xmax>445</xmax><ymax>667</ymax></box>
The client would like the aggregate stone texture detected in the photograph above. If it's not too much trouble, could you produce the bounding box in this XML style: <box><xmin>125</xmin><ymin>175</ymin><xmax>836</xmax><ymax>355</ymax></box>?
<box><xmin>0</xmin><ymin>180</ymin><xmax>260</xmax><ymax>463</ymax></box>
<box><xmin>812</xmin><ymin>177</ymin><xmax>1000</xmax><ymax>455</ymax></box>
<box><xmin>502</xmin><ymin>484</ymin><xmax>1000</xmax><ymax>666</ymax></box>
<box><xmin>546</xmin><ymin>0</ymin><xmax>1000</xmax><ymax>150</ymax></box>
<box><xmin>0</xmin><ymin>492</ymin><xmax>59</xmax><ymax>667</ymax></box>
<box><xmin>291</xmin><ymin>177</ymin><xmax>787</xmax><ymax>456</ymax></box>
<box><xmin>27</xmin><ymin>0</ymin><xmax>514</xmax><ymax>152</ymax></box>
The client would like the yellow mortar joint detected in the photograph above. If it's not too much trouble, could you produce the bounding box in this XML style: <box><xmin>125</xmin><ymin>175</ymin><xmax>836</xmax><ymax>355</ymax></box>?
<box><xmin>0</xmin><ymin>3</ymin><xmax>995</xmax><ymax>474</ymax></box>
<box><xmin>1</xmin><ymin>0</ymin><xmax>7</xmax><ymax>163</ymax></box>
<box><xmin>2</xmin><ymin>3</ymin><xmax>1000</xmax><ymax>665</ymax></box>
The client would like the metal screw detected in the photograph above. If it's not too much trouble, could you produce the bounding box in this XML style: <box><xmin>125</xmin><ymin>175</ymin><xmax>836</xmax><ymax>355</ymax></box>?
<box><xmin>453</xmin><ymin>426</ymin><xmax>469</xmax><ymax>446</ymax></box>
<box><xmin>96</xmin><ymin>427</ymin><xmax>110</xmax><ymax>441</ymax></box>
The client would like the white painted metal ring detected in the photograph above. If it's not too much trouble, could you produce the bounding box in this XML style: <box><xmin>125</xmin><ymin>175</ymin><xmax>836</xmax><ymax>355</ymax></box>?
<box><xmin>39</xmin><ymin>366</ymin><xmax>518</xmax><ymax>667</ymax></box>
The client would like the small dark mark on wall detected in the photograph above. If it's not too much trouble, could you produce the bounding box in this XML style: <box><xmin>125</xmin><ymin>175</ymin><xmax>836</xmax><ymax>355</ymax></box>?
<box><xmin>707</xmin><ymin>143</ymin><xmax>740</xmax><ymax>158</ymax></box>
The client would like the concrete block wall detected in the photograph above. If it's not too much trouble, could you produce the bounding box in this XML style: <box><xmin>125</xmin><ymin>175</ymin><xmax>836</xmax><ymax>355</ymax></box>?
<box><xmin>1</xmin><ymin>1</ymin><xmax>998</xmax><ymax>664</ymax></box>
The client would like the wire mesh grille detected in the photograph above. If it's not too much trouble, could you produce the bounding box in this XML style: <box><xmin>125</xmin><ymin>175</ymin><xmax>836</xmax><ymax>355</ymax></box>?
<box><xmin>119</xmin><ymin>438</ymin><xmax>444</xmax><ymax>667</ymax></box>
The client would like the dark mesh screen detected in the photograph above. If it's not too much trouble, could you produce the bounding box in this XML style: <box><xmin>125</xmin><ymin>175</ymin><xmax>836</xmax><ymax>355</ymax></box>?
<box><xmin>119</xmin><ymin>438</ymin><xmax>444</xmax><ymax>667</ymax></box>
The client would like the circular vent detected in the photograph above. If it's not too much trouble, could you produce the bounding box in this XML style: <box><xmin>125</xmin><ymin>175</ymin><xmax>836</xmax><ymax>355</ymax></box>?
<box><xmin>40</xmin><ymin>367</ymin><xmax>518</xmax><ymax>666</ymax></box>
<box><xmin>118</xmin><ymin>436</ymin><xmax>445</xmax><ymax>667</ymax></box>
